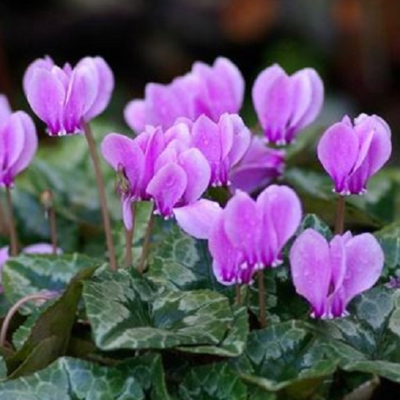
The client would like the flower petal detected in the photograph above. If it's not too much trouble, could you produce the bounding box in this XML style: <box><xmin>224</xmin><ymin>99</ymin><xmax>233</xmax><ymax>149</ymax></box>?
<box><xmin>178</xmin><ymin>148</ymin><xmax>211</xmax><ymax>204</ymax></box>
<box><xmin>289</xmin><ymin>229</ymin><xmax>331</xmax><ymax>318</ymax></box>
<box><xmin>317</xmin><ymin>121</ymin><xmax>359</xmax><ymax>194</ymax></box>
<box><xmin>146</xmin><ymin>163</ymin><xmax>187</xmax><ymax>217</ymax></box>
<box><xmin>332</xmin><ymin>233</ymin><xmax>384</xmax><ymax>316</ymax></box>
<box><xmin>0</xmin><ymin>95</ymin><xmax>12</xmax><ymax>126</ymax></box>
<box><xmin>224</xmin><ymin>190</ymin><xmax>261</xmax><ymax>265</ymax></box>
<box><xmin>23</xmin><ymin>243</ymin><xmax>62</xmax><ymax>255</ymax></box>
<box><xmin>124</xmin><ymin>100</ymin><xmax>147</xmax><ymax>133</ymax></box>
<box><xmin>25</xmin><ymin>68</ymin><xmax>65</xmax><ymax>135</ymax></box>
<box><xmin>81</xmin><ymin>57</ymin><xmax>114</xmax><ymax>120</ymax></box>
<box><xmin>174</xmin><ymin>199</ymin><xmax>222</xmax><ymax>239</ymax></box>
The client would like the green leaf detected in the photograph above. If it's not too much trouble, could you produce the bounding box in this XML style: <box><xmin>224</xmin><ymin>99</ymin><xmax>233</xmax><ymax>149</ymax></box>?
<box><xmin>118</xmin><ymin>353</ymin><xmax>171</xmax><ymax>400</ymax></box>
<box><xmin>0</xmin><ymin>356</ymin><xmax>144</xmax><ymax>399</ymax></box>
<box><xmin>233</xmin><ymin>320</ymin><xmax>337</xmax><ymax>397</ymax></box>
<box><xmin>146</xmin><ymin>225</ymin><xmax>228</xmax><ymax>293</ymax></box>
<box><xmin>297</xmin><ymin>214</ymin><xmax>332</xmax><ymax>239</ymax></box>
<box><xmin>2</xmin><ymin>253</ymin><xmax>103</xmax><ymax>314</ymax></box>
<box><xmin>179</xmin><ymin>362</ymin><xmax>247</xmax><ymax>400</ymax></box>
<box><xmin>83</xmin><ymin>269</ymin><xmax>235</xmax><ymax>351</ymax></box>
<box><xmin>178</xmin><ymin>306</ymin><xmax>248</xmax><ymax>357</ymax></box>
<box><xmin>319</xmin><ymin>287</ymin><xmax>400</xmax><ymax>383</ymax></box>
<box><xmin>5</xmin><ymin>267</ymin><xmax>97</xmax><ymax>378</ymax></box>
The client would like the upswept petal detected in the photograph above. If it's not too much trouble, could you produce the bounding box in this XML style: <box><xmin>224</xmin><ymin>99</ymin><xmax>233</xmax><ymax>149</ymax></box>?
<box><xmin>337</xmin><ymin>233</ymin><xmax>384</xmax><ymax>314</ymax></box>
<box><xmin>191</xmin><ymin>115</ymin><xmax>221</xmax><ymax>163</ymax></box>
<box><xmin>25</xmin><ymin>68</ymin><xmax>65</xmax><ymax>135</ymax></box>
<box><xmin>122</xmin><ymin>195</ymin><xmax>134</xmax><ymax>231</ymax></box>
<box><xmin>329</xmin><ymin>235</ymin><xmax>347</xmax><ymax>297</ymax></box>
<box><xmin>146</xmin><ymin>163</ymin><xmax>187</xmax><ymax>217</ymax></box>
<box><xmin>7</xmin><ymin>112</ymin><xmax>38</xmax><ymax>178</ymax></box>
<box><xmin>124</xmin><ymin>100</ymin><xmax>147</xmax><ymax>133</ymax></box>
<box><xmin>258</xmin><ymin>185</ymin><xmax>302</xmax><ymax>264</ymax></box>
<box><xmin>23</xmin><ymin>243</ymin><xmax>62</xmax><ymax>255</ymax></box>
<box><xmin>224</xmin><ymin>190</ymin><xmax>261</xmax><ymax>265</ymax></box>
<box><xmin>63</xmin><ymin>64</ymin><xmax>97</xmax><ymax>133</ymax></box>
<box><xmin>317</xmin><ymin>121</ymin><xmax>359</xmax><ymax>193</ymax></box>
<box><xmin>22</xmin><ymin>56</ymin><xmax>55</xmax><ymax>95</ymax></box>
<box><xmin>290</xmin><ymin>229</ymin><xmax>331</xmax><ymax>318</ymax></box>
<box><xmin>82</xmin><ymin>57</ymin><xmax>114</xmax><ymax>120</ymax></box>
<box><xmin>164</xmin><ymin>123</ymin><xmax>192</xmax><ymax>147</ymax></box>
<box><xmin>354</xmin><ymin>115</ymin><xmax>392</xmax><ymax>178</ymax></box>
<box><xmin>178</xmin><ymin>148</ymin><xmax>211</xmax><ymax>203</ymax></box>
<box><xmin>223</xmin><ymin>114</ymin><xmax>251</xmax><ymax>166</ymax></box>
<box><xmin>209</xmin><ymin>214</ymin><xmax>243</xmax><ymax>285</ymax></box>
<box><xmin>217</xmin><ymin>114</ymin><xmax>234</xmax><ymax>160</ymax></box>
<box><xmin>292</xmin><ymin>68</ymin><xmax>324</xmax><ymax>132</ymax></box>
<box><xmin>146</xmin><ymin>83</ymin><xmax>184</xmax><ymax>129</ymax></box>
<box><xmin>252</xmin><ymin>64</ymin><xmax>285</xmax><ymax>130</ymax></box>
<box><xmin>100</xmin><ymin>133</ymin><xmax>145</xmax><ymax>196</ymax></box>
<box><xmin>0</xmin><ymin>95</ymin><xmax>12</xmax><ymax>125</ymax></box>
<box><xmin>174</xmin><ymin>199</ymin><xmax>222</xmax><ymax>239</ymax></box>
<box><xmin>213</xmin><ymin>57</ymin><xmax>244</xmax><ymax>113</ymax></box>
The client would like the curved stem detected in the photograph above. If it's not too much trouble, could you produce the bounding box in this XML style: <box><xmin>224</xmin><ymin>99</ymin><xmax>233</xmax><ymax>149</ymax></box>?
<box><xmin>124</xmin><ymin>202</ymin><xmax>135</xmax><ymax>267</ymax></box>
<box><xmin>41</xmin><ymin>190</ymin><xmax>58</xmax><ymax>255</ymax></box>
<box><xmin>5</xmin><ymin>187</ymin><xmax>18</xmax><ymax>256</ymax></box>
<box><xmin>335</xmin><ymin>195</ymin><xmax>346</xmax><ymax>235</ymax></box>
<box><xmin>0</xmin><ymin>291</ymin><xmax>59</xmax><ymax>347</ymax></box>
<box><xmin>83</xmin><ymin>121</ymin><xmax>117</xmax><ymax>271</ymax></box>
<box><xmin>257</xmin><ymin>270</ymin><xmax>266</xmax><ymax>329</ymax></box>
<box><xmin>235</xmin><ymin>284</ymin><xmax>242</xmax><ymax>306</ymax></box>
<box><xmin>0</xmin><ymin>197</ymin><xmax>8</xmax><ymax>235</ymax></box>
<box><xmin>138</xmin><ymin>209</ymin><xmax>154</xmax><ymax>274</ymax></box>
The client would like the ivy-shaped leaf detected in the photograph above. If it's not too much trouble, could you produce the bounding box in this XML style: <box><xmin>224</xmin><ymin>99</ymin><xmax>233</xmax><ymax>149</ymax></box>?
<box><xmin>179</xmin><ymin>363</ymin><xmax>247</xmax><ymax>400</ymax></box>
<box><xmin>83</xmin><ymin>269</ymin><xmax>234</xmax><ymax>351</ymax></box>
<box><xmin>0</xmin><ymin>356</ymin><xmax>144</xmax><ymax>399</ymax></box>
<box><xmin>2</xmin><ymin>254</ymin><xmax>103</xmax><ymax>314</ymax></box>
<box><xmin>319</xmin><ymin>287</ymin><xmax>400</xmax><ymax>383</ymax></box>
<box><xmin>233</xmin><ymin>320</ymin><xmax>337</xmax><ymax>398</ymax></box>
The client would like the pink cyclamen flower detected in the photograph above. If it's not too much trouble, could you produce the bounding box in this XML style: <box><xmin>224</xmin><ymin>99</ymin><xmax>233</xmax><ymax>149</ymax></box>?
<box><xmin>176</xmin><ymin>185</ymin><xmax>302</xmax><ymax>285</ymax></box>
<box><xmin>229</xmin><ymin>136</ymin><xmax>285</xmax><ymax>193</ymax></box>
<box><xmin>189</xmin><ymin>113</ymin><xmax>251</xmax><ymax>187</ymax></box>
<box><xmin>101</xmin><ymin>127</ymin><xmax>211</xmax><ymax>229</ymax></box>
<box><xmin>290</xmin><ymin>229</ymin><xmax>384</xmax><ymax>319</ymax></box>
<box><xmin>0</xmin><ymin>95</ymin><xmax>38</xmax><ymax>187</ymax></box>
<box><xmin>23</xmin><ymin>56</ymin><xmax>114</xmax><ymax>136</ymax></box>
<box><xmin>252</xmin><ymin>64</ymin><xmax>323</xmax><ymax>145</ymax></box>
<box><xmin>124</xmin><ymin>57</ymin><xmax>244</xmax><ymax>132</ymax></box>
<box><xmin>317</xmin><ymin>114</ymin><xmax>392</xmax><ymax>195</ymax></box>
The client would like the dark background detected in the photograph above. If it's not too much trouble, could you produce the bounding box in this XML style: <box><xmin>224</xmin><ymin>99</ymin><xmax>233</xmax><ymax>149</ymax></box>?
<box><xmin>1</xmin><ymin>0</ymin><xmax>400</xmax><ymax>151</ymax></box>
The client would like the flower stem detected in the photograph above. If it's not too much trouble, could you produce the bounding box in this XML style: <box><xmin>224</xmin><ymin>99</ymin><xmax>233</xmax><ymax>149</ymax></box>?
<box><xmin>138</xmin><ymin>210</ymin><xmax>154</xmax><ymax>274</ymax></box>
<box><xmin>0</xmin><ymin>291</ymin><xmax>59</xmax><ymax>347</ymax></box>
<box><xmin>235</xmin><ymin>284</ymin><xmax>242</xmax><ymax>306</ymax></box>
<box><xmin>5</xmin><ymin>187</ymin><xmax>18</xmax><ymax>256</ymax></box>
<box><xmin>41</xmin><ymin>190</ymin><xmax>58</xmax><ymax>255</ymax></box>
<box><xmin>0</xmin><ymin>197</ymin><xmax>8</xmax><ymax>235</ymax></box>
<box><xmin>257</xmin><ymin>270</ymin><xmax>266</xmax><ymax>328</ymax></box>
<box><xmin>124</xmin><ymin>202</ymin><xmax>135</xmax><ymax>267</ymax></box>
<box><xmin>335</xmin><ymin>195</ymin><xmax>346</xmax><ymax>235</ymax></box>
<box><xmin>83</xmin><ymin>121</ymin><xmax>117</xmax><ymax>271</ymax></box>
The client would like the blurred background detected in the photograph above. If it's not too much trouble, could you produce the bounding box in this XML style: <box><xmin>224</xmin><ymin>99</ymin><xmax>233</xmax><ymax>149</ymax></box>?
<box><xmin>1</xmin><ymin>0</ymin><xmax>400</xmax><ymax>154</ymax></box>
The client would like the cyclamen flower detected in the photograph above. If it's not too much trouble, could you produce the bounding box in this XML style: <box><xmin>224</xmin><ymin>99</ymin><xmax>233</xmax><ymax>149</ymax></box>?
<box><xmin>290</xmin><ymin>229</ymin><xmax>384</xmax><ymax>319</ymax></box>
<box><xmin>101</xmin><ymin>128</ymin><xmax>210</xmax><ymax>229</ymax></box>
<box><xmin>317</xmin><ymin>114</ymin><xmax>392</xmax><ymax>195</ymax></box>
<box><xmin>124</xmin><ymin>57</ymin><xmax>244</xmax><ymax>132</ymax></box>
<box><xmin>176</xmin><ymin>185</ymin><xmax>302</xmax><ymax>285</ymax></box>
<box><xmin>188</xmin><ymin>113</ymin><xmax>251</xmax><ymax>187</ymax></box>
<box><xmin>229</xmin><ymin>136</ymin><xmax>285</xmax><ymax>193</ymax></box>
<box><xmin>0</xmin><ymin>95</ymin><xmax>38</xmax><ymax>187</ymax></box>
<box><xmin>252</xmin><ymin>64</ymin><xmax>323</xmax><ymax>145</ymax></box>
<box><xmin>23</xmin><ymin>56</ymin><xmax>114</xmax><ymax>136</ymax></box>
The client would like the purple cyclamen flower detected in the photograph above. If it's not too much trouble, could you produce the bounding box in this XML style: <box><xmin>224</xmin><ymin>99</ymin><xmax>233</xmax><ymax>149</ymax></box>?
<box><xmin>252</xmin><ymin>64</ymin><xmax>323</xmax><ymax>145</ymax></box>
<box><xmin>317</xmin><ymin>114</ymin><xmax>392</xmax><ymax>195</ymax></box>
<box><xmin>124</xmin><ymin>57</ymin><xmax>244</xmax><ymax>132</ymax></box>
<box><xmin>0</xmin><ymin>244</ymin><xmax>62</xmax><ymax>293</ymax></box>
<box><xmin>229</xmin><ymin>136</ymin><xmax>285</xmax><ymax>193</ymax></box>
<box><xmin>189</xmin><ymin>113</ymin><xmax>251</xmax><ymax>187</ymax></box>
<box><xmin>290</xmin><ymin>229</ymin><xmax>384</xmax><ymax>319</ymax></box>
<box><xmin>176</xmin><ymin>185</ymin><xmax>302</xmax><ymax>285</ymax></box>
<box><xmin>101</xmin><ymin>127</ymin><xmax>211</xmax><ymax>229</ymax></box>
<box><xmin>23</xmin><ymin>55</ymin><xmax>114</xmax><ymax>136</ymax></box>
<box><xmin>0</xmin><ymin>95</ymin><xmax>38</xmax><ymax>187</ymax></box>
